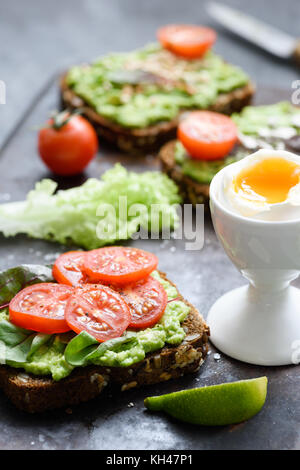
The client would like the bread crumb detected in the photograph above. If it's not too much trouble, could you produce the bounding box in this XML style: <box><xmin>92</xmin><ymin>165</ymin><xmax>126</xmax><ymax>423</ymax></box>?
<box><xmin>121</xmin><ymin>381</ymin><xmax>137</xmax><ymax>391</ymax></box>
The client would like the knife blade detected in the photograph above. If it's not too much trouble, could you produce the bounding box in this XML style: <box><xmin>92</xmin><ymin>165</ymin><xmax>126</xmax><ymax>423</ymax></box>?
<box><xmin>206</xmin><ymin>2</ymin><xmax>300</xmax><ymax>64</ymax></box>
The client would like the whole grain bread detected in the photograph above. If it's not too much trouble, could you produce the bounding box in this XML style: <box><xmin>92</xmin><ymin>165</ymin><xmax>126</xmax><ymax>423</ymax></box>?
<box><xmin>60</xmin><ymin>74</ymin><xmax>254</xmax><ymax>153</ymax></box>
<box><xmin>0</xmin><ymin>271</ymin><xmax>209</xmax><ymax>413</ymax></box>
<box><xmin>159</xmin><ymin>140</ymin><xmax>211</xmax><ymax>205</ymax></box>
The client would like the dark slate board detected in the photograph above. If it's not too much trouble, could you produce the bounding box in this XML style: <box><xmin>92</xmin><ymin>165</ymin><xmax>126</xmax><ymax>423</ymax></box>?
<box><xmin>0</xmin><ymin>82</ymin><xmax>298</xmax><ymax>450</ymax></box>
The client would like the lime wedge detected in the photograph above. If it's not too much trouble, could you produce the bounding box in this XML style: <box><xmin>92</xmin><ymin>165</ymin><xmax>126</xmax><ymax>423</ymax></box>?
<box><xmin>144</xmin><ymin>377</ymin><xmax>267</xmax><ymax>426</ymax></box>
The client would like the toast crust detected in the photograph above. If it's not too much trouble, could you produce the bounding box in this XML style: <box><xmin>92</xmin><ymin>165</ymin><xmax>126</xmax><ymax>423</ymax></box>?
<box><xmin>0</xmin><ymin>271</ymin><xmax>209</xmax><ymax>413</ymax></box>
<box><xmin>159</xmin><ymin>140</ymin><xmax>211</xmax><ymax>205</ymax></box>
<box><xmin>60</xmin><ymin>74</ymin><xmax>255</xmax><ymax>153</ymax></box>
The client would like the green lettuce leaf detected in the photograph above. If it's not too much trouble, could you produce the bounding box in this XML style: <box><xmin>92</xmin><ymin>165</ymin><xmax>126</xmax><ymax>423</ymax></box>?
<box><xmin>0</xmin><ymin>164</ymin><xmax>181</xmax><ymax>249</ymax></box>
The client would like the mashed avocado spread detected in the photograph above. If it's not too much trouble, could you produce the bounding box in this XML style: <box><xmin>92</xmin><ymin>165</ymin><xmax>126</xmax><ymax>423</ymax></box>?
<box><xmin>174</xmin><ymin>102</ymin><xmax>300</xmax><ymax>184</ymax></box>
<box><xmin>66</xmin><ymin>43</ymin><xmax>249</xmax><ymax>128</ymax></box>
<box><xmin>0</xmin><ymin>271</ymin><xmax>190</xmax><ymax>381</ymax></box>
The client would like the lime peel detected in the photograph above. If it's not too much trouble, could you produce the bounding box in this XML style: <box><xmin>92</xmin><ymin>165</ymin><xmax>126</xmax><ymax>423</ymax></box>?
<box><xmin>144</xmin><ymin>376</ymin><xmax>268</xmax><ymax>426</ymax></box>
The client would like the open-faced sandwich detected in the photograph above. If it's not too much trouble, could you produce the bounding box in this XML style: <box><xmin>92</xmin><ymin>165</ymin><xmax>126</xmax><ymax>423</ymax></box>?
<box><xmin>0</xmin><ymin>247</ymin><xmax>209</xmax><ymax>412</ymax></box>
<box><xmin>60</xmin><ymin>24</ymin><xmax>254</xmax><ymax>152</ymax></box>
<box><xmin>159</xmin><ymin>101</ymin><xmax>300</xmax><ymax>205</ymax></box>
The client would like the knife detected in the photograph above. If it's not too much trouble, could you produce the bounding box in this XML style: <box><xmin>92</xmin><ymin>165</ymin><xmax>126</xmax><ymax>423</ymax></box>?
<box><xmin>206</xmin><ymin>2</ymin><xmax>300</xmax><ymax>65</ymax></box>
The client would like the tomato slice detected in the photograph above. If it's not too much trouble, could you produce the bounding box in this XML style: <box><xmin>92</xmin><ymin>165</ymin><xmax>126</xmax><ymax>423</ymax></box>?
<box><xmin>113</xmin><ymin>276</ymin><xmax>167</xmax><ymax>329</ymax></box>
<box><xmin>178</xmin><ymin>111</ymin><xmax>238</xmax><ymax>160</ymax></box>
<box><xmin>65</xmin><ymin>285</ymin><xmax>131</xmax><ymax>342</ymax></box>
<box><xmin>9</xmin><ymin>283</ymin><xmax>73</xmax><ymax>334</ymax></box>
<box><xmin>53</xmin><ymin>251</ymin><xmax>87</xmax><ymax>286</ymax></box>
<box><xmin>157</xmin><ymin>24</ymin><xmax>216</xmax><ymax>59</ymax></box>
<box><xmin>83</xmin><ymin>247</ymin><xmax>158</xmax><ymax>285</ymax></box>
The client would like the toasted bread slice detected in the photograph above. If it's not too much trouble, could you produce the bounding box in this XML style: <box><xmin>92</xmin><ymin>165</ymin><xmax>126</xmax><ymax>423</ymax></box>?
<box><xmin>159</xmin><ymin>140</ymin><xmax>211</xmax><ymax>205</ymax></box>
<box><xmin>60</xmin><ymin>74</ymin><xmax>254</xmax><ymax>153</ymax></box>
<box><xmin>0</xmin><ymin>271</ymin><xmax>209</xmax><ymax>413</ymax></box>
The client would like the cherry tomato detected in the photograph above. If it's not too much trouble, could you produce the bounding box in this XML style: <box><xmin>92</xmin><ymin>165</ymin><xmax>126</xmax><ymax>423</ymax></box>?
<box><xmin>113</xmin><ymin>276</ymin><xmax>167</xmax><ymax>329</ymax></box>
<box><xmin>178</xmin><ymin>111</ymin><xmax>238</xmax><ymax>160</ymax></box>
<box><xmin>157</xmin><ymin>24</ymin><xmax>216</xmax><ymax>59</ymax></box>
<box><xmin>53</xmin><ymin>251</ymin><xmax>87</xmax><ymax>286</ymax></box>
<box><xmin>83</xmin><ymin>247</ymin><xmax>158</xmax><ymax>285</ymax></box>
<box><xmin>38</xmin><ymin>112</ymin><xmax>98</xmax><ymax>176</ymax></box>
<box><xmin>9</xmin><ymin>283</ymin><xmax>74</xmax><ymax>334</ymax></box>
<box><xmin>65</xmin><ymin>285</ymin><xmax>131</xmax><ymax>342</ymax></box>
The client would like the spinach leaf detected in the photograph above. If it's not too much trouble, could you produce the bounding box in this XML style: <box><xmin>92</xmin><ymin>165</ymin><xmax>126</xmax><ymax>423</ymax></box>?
<box><xmin>5</xmin><ymin>335</ymin><xmax>35</xmax><ymax>366</ymax></box>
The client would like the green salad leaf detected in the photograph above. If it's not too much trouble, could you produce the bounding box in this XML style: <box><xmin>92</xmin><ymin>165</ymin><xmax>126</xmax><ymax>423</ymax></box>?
<box><xmin>0</xmin><ymin>164</ymin><xmax>181</xmax><ymax>249</ymax></box>
<box><xmin>26</xmin><ymin>333</ymin><xmax>53</xmax><ymax>360</ymax></box>
<box><xmin>64</xmin><ymin>330</ymin><xmax>98</xmax><ymax>366</ymax></box>
<box><xmin>0</xmin><ymin>320</ymin><xmax>51</xmax><ymax>367</ymax></box>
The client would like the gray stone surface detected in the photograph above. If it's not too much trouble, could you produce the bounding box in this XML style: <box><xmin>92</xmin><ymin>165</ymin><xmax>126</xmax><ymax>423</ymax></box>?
<box><xmin>0</xmin><ymin>0</ymin><xmax>299</xmax><ymax>147</ymax></box>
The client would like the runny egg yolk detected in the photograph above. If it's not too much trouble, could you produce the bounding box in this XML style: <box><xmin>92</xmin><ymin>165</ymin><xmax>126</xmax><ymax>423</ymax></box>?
<box><xmin>234</xmin><ymin>157</ymin><xmax>300</xmax><ymax>204</ymax></box>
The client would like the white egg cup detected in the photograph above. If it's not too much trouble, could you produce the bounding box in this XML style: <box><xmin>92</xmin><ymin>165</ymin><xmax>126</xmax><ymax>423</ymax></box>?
<box><xmin>207</xmin><ymin>164</ymin><xmax>300</xmax><ymax>366</ymax></box>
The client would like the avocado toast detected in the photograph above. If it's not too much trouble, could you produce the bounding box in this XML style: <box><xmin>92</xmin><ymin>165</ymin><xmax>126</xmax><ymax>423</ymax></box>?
<box><xmin>0</xmin><ymin>252</ymin><xmax>209</xmax><ymax>413</ymax></box>
<box><xmin>159</xmin><ymin>102</ymin><xmax>300</xmax><ymax>205</ymax></box>
<box><xmin>60</xmin><ymin>42</ymin><xmax>254</xmax><ymax>152</ymax></box>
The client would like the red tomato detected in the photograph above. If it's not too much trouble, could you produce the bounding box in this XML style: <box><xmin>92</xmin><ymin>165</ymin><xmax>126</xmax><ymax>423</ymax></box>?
<box><xmin>157</xmin><ymin>24</ymin><xmax>216</xmax><ymax>59</ymax></box>
<box><xmin>9</xmin><ymin>283</ymin><xmax>74</xmax><ymax>334</ymax></box>
<box><xmin>113</xmin><ymin>276</ymin><xmax>167</xmax><ymax>329</ymax></box>
<box><xmin>65</xmin><ymin>285</ymin><xmax>131</xmax><ymax>342</ymax></box>
<box><xmin>53</xmin><ymin>251</ymin><xmax>87</xmax><ymax>286</ymax></box>
<box><xmin>38</xmin><ymin>113</ymin><xmax>98</xmax><ymax>176</ymax></box>
<box><xmin>83</xmin><ymin>247</ymin><xmax>158</xmax><ymax>285</ymax></box>
<box><xmin>178</xmin><ymin>111</ymin><xmax>238</xmax><ymax>160</ymax></box>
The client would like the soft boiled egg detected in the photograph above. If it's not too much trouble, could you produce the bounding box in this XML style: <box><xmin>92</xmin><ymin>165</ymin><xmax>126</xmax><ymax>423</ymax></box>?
<box><xmin>221</xmin><ymin>149</ymin><xmax>300</xmax><ymax>220</ymax></box>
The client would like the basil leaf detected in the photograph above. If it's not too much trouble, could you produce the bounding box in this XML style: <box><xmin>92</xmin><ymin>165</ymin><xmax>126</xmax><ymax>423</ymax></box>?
<box><xmin>0</xmin><ymin>264</ymin><xmax>54</xmax><ymax>309</ymax></box>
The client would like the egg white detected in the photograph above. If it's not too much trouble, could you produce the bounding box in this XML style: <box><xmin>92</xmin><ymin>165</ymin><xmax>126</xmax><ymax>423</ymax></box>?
<box><xmin>221</xmin><ymin>149</ymin><xmax>300</xmax><ymax>221</ymax></box>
